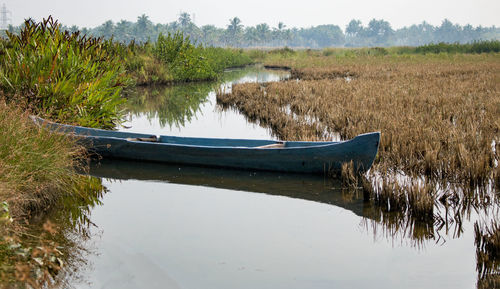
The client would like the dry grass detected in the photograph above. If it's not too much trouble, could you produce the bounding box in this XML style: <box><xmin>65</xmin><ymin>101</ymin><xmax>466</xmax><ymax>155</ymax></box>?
<box><xmin>217</xmin><ymin>54</ymin><xmax>499</xmax><ymax>219</ymax></box>
<box><xmin>0</xmin><ymin>101</ymin><xmax>105</xmax><ymax>287</ymax></box>
<box><xmin>0</xmin><ymin>101</ymin><xmax>88</xmax><ymax>219</ymax></box>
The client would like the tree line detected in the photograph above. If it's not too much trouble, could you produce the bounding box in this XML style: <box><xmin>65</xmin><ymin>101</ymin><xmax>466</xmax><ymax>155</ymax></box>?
<box><xmin>5</xmin><ymin>13</ymin><xmax>500</xmax><ymax>48</ymax></box>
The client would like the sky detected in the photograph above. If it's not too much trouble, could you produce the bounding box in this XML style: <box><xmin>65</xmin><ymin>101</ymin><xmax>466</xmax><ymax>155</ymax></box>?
<box><xmin>5</xmin><ymin>0</ymin><xmax>500</xmax><ymax>30</ymax></box>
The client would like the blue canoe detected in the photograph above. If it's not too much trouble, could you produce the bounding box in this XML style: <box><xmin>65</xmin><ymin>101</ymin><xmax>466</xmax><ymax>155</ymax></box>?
<box><xmin>31</xmin><ymin>116</ymin><xmax>380</xmax><ymax>175</ymax></box>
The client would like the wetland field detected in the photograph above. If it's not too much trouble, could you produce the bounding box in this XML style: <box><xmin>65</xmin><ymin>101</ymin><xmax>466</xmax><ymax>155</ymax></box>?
<box><xmin>0</xmin><ymin>17</ymin><xmax>499</xmax><ymax>289</ymax></box>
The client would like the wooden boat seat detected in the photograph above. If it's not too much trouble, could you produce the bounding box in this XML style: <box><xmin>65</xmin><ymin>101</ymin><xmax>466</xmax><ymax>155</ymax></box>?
<box><xmin>126</xmin><ymin>136</ymin><xmax>158</xmax><ymax>142</ymax></box>
<box><xmin>255</xmin><ymin>142</ymin><xmax>285</xmax><ymax>149</ymax></box>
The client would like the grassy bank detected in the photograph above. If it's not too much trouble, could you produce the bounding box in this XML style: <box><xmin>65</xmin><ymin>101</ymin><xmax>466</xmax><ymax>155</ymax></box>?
<box><xmin>0</xmin><ymin>17</ymin><xmax>124</xmax><ymax>287</ymax></box>
<box><xmin>0</xmin><ymin>17</ymin><xmax>253</xmax><ymax>286</ymax></box>
<box><xmin>0</xmin><ymin>102</ymin><xmax>108</xmax><ymax>287</ymax></box>
<box><xmin>126</xmin><ymin>33</ymin><xmax>253</xmax><ymax>85</ymax></box>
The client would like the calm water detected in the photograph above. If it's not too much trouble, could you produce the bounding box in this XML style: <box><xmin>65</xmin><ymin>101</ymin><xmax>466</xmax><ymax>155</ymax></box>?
<box><xmin>71</xmin><ymin>66</ymin><xmax>478</xmax><ymax>289</ymax></box>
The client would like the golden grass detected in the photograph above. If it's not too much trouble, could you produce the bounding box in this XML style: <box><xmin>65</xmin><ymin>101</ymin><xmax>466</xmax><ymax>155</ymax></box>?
<box><xmin>0</xmin><ymin>101</ymin><xmax>90</xmax><ymax>218</ymax></box>
<box><xmin>0</xmin><ymin>102</ymin><xmax>107</xmax><ymax>287</ymax></box>
<box><xmin>217</xmin><ymin>54</ymin><xmax>500</xmax><ymax>217</ymax></box>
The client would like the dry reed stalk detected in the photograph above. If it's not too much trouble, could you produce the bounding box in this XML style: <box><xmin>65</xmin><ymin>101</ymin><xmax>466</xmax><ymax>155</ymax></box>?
<box><xmin>217</xmin><ymin>55</ymin><xmax>500</xmax><ymax>221</ymax></box>
<box><xmin>475</xmin><ymin>219</ymin><xmax>500</xmax><ymax>288</ymax></box>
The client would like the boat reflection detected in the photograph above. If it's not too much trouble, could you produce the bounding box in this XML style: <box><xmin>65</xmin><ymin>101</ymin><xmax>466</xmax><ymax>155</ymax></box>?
<box><xmin>88</xmin><ymin>159</ymin><xmax>377</xmax><ymax>219</ymax></box>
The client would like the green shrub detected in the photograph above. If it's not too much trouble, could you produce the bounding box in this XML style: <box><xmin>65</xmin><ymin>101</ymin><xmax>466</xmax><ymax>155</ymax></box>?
<box><xmin>154</xmin><ymin>32</ymin><xmax>217</xmax><ymax>82</ymax></box>
<box><xmin>415</xmin><ymin>40</ymin><xmax>500</xmax><ymax>54</ymax></box>
<box><xmin>0</xmin><ymin>16</ymin><xmax>130</xmax><ymax>128</ymax></box>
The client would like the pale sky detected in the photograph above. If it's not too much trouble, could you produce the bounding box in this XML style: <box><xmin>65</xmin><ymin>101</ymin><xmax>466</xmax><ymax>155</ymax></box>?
<box><xmin>8</xmin><ymin>0</ymin><xmax>500</xmax><ymax>30</ymax></box>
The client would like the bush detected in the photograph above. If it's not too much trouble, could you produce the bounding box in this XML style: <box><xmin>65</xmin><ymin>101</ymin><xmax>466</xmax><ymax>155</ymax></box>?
<box><xmin>0</xmin><ymin>16</ymin><xmax>130</xmax><ymax>128</ymax></box>
<box><xmin>415</xmin><ymin>40</ymin><xmax>500</xmax><ymax>54</ymax></box>
<box><xmin>154</xmin><ymin>32</ymin><xmax>217</xmax><ymax>82</ymax></box>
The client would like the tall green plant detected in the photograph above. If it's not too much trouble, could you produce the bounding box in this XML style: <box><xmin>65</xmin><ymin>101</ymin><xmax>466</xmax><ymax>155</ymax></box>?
<box><xmin>154</xmin><ymin>32</ymin><xmax>218</xmax><ymax>82</ymax></box>
<box><xmin>0</xmin><ymin>16</ymin><xmax>130</xmax><ymax>128</ymax></box>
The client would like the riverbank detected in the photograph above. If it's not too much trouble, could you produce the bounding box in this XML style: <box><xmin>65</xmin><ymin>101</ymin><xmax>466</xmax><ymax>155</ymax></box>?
<box><xmin>126</xmin><ymin>33</ymin><xmax>254</xmax><ymax>86</ymax></box>
<box><xmin>0</xmin><ymin>17</ymin><xmax>254</xmax><ymax>286</ymax></box>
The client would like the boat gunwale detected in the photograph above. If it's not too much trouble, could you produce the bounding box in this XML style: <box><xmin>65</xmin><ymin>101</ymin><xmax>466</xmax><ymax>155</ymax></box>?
<box><xmin>31</xmin><ymin>116</ymin><xmax>380</xmax><ymax>151</ymax></box>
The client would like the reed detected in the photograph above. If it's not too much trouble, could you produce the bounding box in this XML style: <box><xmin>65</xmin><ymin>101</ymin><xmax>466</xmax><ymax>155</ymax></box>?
<box><xmin>217</xmin><ymin>53</ymin><xmax>499</xmax><ymax>222</ymax></box>
<box><xmin>0</xmin><ymin>102</ymin><xmax>107</xmax><ymax>287</ymax></box>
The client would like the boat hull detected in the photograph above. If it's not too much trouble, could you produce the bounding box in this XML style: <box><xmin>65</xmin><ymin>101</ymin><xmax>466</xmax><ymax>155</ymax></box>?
<box><xmin>32</xmin><ymin>117</ymin><xmax>380</xmax><ymax>174</ymax></box>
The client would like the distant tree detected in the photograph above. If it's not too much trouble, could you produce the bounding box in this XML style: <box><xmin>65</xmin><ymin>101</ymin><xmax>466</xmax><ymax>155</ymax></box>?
<box><xmin>201</xmin><ymin>25</ymin><xmax>221</xmax><ymax>46</ymax></box>
<box><xmin>69</xmin><ymin>25</ymin><xmax>79</xmax><ymax>33</ymax></box>
<box><xmin>436</xmin><ymin>19</ymin><xmax>461</xmax><ymax>43</ymax></box>
<box><xmin>273</xmin><ymin>22</ymin><xmax>288</xmax><ymax>46</ymax></box>
<box><xmin>300</xmin><ymin>25</ymin><xmax>344</xmax><ymax>48</ymax></box>
<box><xmin>346</xmin><ymin>19</ymin><xmax>363</xmax><ymax>37</ymax></box>
<box><xmin>178</xmin><ymin>12</ymin><xmax>192</xmax><ymax>30</ymax></box>
<box><xmin>243</xmin><ymin>26</ymin><xmax>260</xmax><ymax>47</ymax></box>
<box><xmin>226</xmin><ymin>17</ymin><xmax>243</xmax><ymax>46</ymax></box>
<box><xmin>367</xmin><ymin>19</ymin><xmax>393</xmax><ymax>46</ymax></box>
<box><xmin>255</xmin><ymin>23</ymin><xmax>271</xmax><ymax>44</ymax></box>
<box><xmin>136</xmin><ymin>14</ymin><xmax>153</xmax><ymax>42</ymax></box>
<box><xmin>115</xmin><ymin>20</ymin><xmax>133</xmax><ymax>43</ymax></box>
<box><xmin>345</xmin><ymin>19</ymin><xmax>365</xmax><ymax>46</ymax></box>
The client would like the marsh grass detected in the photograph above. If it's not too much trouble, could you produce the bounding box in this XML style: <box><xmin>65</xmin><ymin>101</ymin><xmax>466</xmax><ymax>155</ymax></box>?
<box><xmin>0</xmin><ymin>102</ymin><xmax>88</xmax><ymax>218</ymax></box>
<box><xmin>0</xmin><ymin>102</ymin><xmax>107</xmax><ymax>287</ymax></box>
<box><xmin>216</xmin><ymin>53</ymin><xmax>499</xmax><ymax>253</ymax></box>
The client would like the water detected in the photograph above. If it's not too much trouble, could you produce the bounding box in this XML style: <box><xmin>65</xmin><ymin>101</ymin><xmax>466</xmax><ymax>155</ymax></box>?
<box><xmin>71</xmin><ymin>66</ymin><xmax>479</xmax><ymax>289</ymax></box>
<box><xmin>119</xmin><ymin>66</ymin><xmax>288</xmax><ymax>139</ymax></box>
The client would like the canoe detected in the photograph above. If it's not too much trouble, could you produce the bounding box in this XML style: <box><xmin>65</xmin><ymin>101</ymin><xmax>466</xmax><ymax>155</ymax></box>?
<box><xmin>31</xmin><ymin>116</ymin><xmax>380</xmax><ymax>175</ymax></box>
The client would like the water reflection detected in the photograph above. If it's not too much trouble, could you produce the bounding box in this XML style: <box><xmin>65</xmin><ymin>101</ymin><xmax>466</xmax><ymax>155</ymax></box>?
<box><xmin>120</xmin><ymin>66</ymin><xmax>290</xmax><ymax>139</ymax></box>
<box><xmin>89</xmin><ymin>159</ymin><xmax>375</xmax><ymax>219</ymax></box>
<box><xmin>76</xmin><ymin>161</ymin><xmax>478</xmax><ymax>289</ymax></box>
<box><xmin>3</xmin><ymin>176</ymin><xmax>107</xmax><ymax>288</ymax></box>
<box><xmin>124</xmin><ymin>82</ymin><xmax>214</xmax><ymax>129</ymax></box>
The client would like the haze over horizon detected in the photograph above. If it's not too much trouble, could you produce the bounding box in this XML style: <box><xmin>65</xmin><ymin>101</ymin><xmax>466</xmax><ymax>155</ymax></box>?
<box><xmin>7</xmin><ymin>0</ymin><xmax>500</xmax><ymax>30</ymax></box>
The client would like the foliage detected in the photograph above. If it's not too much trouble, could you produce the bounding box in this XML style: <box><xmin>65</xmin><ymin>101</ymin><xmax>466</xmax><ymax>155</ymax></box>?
<box><xmin>0</xmin><ymin>101</ymin><xmax>108</xmax><ymax>287</ymax></box>
<box><xmin>415</xmin><ymin>40</ymin><xmax>500</xmax><ymax>54</ymax></box>
<box><xmin>37</xmin><ymin>14</ymin><xmax>500</xmax><ymax>48</ymax></box>
<box><xmin>0</xmin><ymin>16</ymin><xmax>130</xmax><ymax>128</ymax></box>
<box><xmin>154</xmin><ymin>32</ymin><xmax>217</xmax><ymax>82</ymax></box>
<box><xmin>0</xmin><ymin>102</ymin><xmax>87</xmax><ymax>217</ymax></box>
<box><xmin>125</xmin><ymin>32</ymin><xmax>253</xmax><ymax>84</ymax></box>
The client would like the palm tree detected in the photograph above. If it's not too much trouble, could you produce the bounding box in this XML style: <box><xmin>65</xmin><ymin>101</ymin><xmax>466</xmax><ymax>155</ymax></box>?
<box><xmin>178</xmin><ymin>12</ymin><xmax>192</xmax><ymax>30</ymax></box>
<box><xmin>136</xmin><ymin>14</ymin><xmax>152</xmax><ymax>42</ymax></box>
<box><xmin>226</xmin><ymin>17</ymin><xmax>243</xmax><ymax>46</ymax></box>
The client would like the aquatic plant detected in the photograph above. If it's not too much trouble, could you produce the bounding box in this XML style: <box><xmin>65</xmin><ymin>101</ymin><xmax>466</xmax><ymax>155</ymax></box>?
<box><xmin>475</xmin><ymin>218</ymin><xmax>500</xmax><ymax>289</ymax></box>
<box><xmin>126</xmin><ymin>33</ymin><xmax>253</xmax><ymax>85</ymax></box>
<box><xmin>0</xmin><ymin>101</ymin><xmax>107</xmax><ymax>287</ymax></box>
<box><xmin>217</xmin><ymin>53</ymin><xmax>499</xmax><ymax>235</ymax></box>
<box><xmin>0</xmin><ymin>16</ymin><xmax>130</xmax><ymax>128</ymax></box>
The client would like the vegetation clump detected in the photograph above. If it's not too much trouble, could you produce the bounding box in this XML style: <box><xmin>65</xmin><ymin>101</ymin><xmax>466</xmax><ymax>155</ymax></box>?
<box><xmin>0</xmin><ymin>16</ymin><xmax>130</xmax><ymax>129</ymax></box>
<box><xmin>217</xmin><ymin>52</ymin><xmax>499</xmax><ymax>228</ymax></box>
<box><xmin>126</xmin><ymin>32</ymin><xmax>253</xmax><ymax>85</ymax></box>
<box><xmin>0</xmin><ymin>102</ymin><xmax>107</xmax><ymax>287</ymax></box>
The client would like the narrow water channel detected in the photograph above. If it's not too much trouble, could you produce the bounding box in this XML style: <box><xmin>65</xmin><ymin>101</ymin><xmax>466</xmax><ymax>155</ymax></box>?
<box><xmin>71</xmin><ymin>66</ymin><xmax>478</xmax><ymax>289</ymax></box>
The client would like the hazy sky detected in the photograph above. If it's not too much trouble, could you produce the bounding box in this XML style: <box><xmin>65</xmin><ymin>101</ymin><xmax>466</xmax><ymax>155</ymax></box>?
<box><xmin>7</xmin><ymin>0</ymin><xmax>500</xmax><ymax>30</ymax></box>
